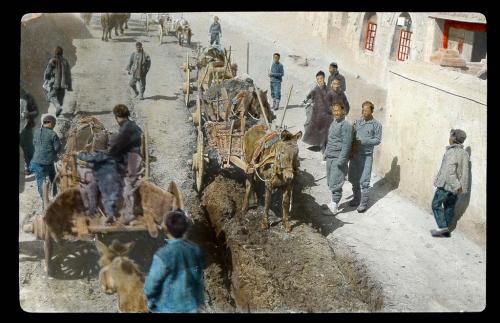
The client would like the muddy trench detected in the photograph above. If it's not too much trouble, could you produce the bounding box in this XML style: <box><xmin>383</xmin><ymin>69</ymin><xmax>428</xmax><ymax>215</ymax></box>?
<box><xmin>20</xmin><ymin>13</ymin><xmax>383</xmax><ymax>313</ymax></box>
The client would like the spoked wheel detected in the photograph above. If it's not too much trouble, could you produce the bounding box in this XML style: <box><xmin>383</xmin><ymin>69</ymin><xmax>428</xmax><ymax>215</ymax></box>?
<box><xmin>44</xmin><ymin>223</ymin><xmax>53</xmax><ymax>276</ymax></box>
<box><xmin>192</xmin><ymin>104</ymin><xmax>204</xmax><ymax>193</ymax></box>
<box><xmin>185</xmin><ymin>51</ymin><xmax>190</xmax><ymax>107</ymax></box>
<box><xmin>192</xmin><ymin>95</ymin><xmax>201</xmax><ymax>126</ymax></box>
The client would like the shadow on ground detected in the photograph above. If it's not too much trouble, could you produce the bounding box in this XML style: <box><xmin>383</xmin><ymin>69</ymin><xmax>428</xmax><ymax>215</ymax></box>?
<box><xmin>19</xmin><ymin>231</ymin><xmax>166</xmax><ymax>280</ymax></box>
<box><xmin>146</xmin><ymin>95</ymin><xmax>178</xmax><ymax>101</ymax></box>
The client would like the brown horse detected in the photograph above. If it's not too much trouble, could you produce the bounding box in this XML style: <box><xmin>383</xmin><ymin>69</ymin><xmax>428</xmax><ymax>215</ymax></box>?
<box><xmin>95</xmin><ymin>239</ymin><xmax>148</xmax><ymax>313</ymax></box>
<box><xmin>242</xmin><ymin>127</ymin><xmax>302</xmax><ymax>232</ymax></box>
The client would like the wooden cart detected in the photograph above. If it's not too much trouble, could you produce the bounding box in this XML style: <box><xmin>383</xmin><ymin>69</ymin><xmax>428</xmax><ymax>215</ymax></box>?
<box><xmin>22</xmin><ymin>180</ymin><xmax>183</xmax><ymax>276</ymax></box>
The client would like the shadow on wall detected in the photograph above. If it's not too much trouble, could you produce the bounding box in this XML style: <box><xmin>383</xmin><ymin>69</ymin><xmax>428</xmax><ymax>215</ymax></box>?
<box><xmin>368</xmin><ymin>156</ymin><xmax>401</xmax><ymax>210</ymax></box>
<box><xmin>21</xmin><ymin>13</ymin><xmax>93</xmax><ymax>122</ymax></box>
<box><xmin>449</xmin><ymin>146</ymin><xmax>472</xmax><ymax>232</ymax></box>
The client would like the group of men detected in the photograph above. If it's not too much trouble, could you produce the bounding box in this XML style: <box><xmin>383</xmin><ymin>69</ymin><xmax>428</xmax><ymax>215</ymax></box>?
<box><xmin>19</xmin><ymin>15</ymin><xmax>472</xmax><ymax>313</ymax></box>
<box><xmin>265</xmin><ymin>56</ymin><xmax>469</xmax><ymax>237</ymax></box>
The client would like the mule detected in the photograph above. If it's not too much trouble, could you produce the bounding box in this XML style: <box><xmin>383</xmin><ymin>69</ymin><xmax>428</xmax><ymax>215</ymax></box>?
<box><xmin>242</xmin><ymin>128</ymin><xmax>302</xmax><ymax>232</ymax></box>
<box><xmin>95</xmin><ymin>239</ymin><xmax>148</xmax><ymax>313</ymax></box>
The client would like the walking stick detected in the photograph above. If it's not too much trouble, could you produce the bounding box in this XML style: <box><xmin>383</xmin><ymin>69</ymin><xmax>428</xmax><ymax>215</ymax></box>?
<box><xmin>279</xmin><ymin>85</ymin><xmax>293</xmax><ymax>129</ymax></box>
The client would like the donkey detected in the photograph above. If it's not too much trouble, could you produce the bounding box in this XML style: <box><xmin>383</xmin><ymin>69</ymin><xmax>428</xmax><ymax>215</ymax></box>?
<box><xmin>95</xmin><ymin>239</ymin><xmax>148</xmax><ymax>313</ymax></box>
<box><xmin>242</xmin><ymin>127</ymin><xmax>302</xmax><ymax>232</ymax></box>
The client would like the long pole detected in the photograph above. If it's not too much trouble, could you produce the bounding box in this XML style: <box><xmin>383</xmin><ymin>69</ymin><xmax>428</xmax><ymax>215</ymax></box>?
<box><xmin>279</xmin><ymin>85</ymin><xmax>293</xmax><ymax>129</ymax></box>
<box><xmin>246</xmin><ymin>42</ymin><xmax>249</xmax><ymax>74</ymax></box>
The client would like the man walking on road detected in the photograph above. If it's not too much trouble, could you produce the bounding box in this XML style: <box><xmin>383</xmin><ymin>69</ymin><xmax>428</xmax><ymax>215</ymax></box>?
<box><xmin>269</xmin><ymin>53</ymin><xmax>284</xmax><ymax>111</ymax></box>
<box><xmin>324</xmin><ymin>103</ymin><xmax>352</xmax><ymax>215</ymax></box>
<box><xmin>30</xmin><ymin>114</ymin><xmax>61</xmax><ymax>205</ymax></box>
<box><xmin>209</xmin><ymin>16</ymin><xmax>222</xmax><ymax>46</ymax></box>
<box><xmin>347</xmin><ymin>101</ymin><xmax>382</xmax><ymax>212</ymax></box>
<box><xmin>126</xmin><ymin>42</ymin><xmax>151</xmax><ymax>100</ymax></box>
<box><xmin>43</xmin><ymin>46</ymin><xmax>72</xmax><ymax>117</ymax></box>
<box><xmin>144</xmin><ymin>210</ymin><xmax>205</xmax><ymax>313</ymax></box>
<box><xmin>327</xmin><ymin>62</ymin><xmax>346</xmax><ymax>93</ymax></box>
<box><xmin>430</xmin><ymin>129</ymin><xmax>470</xmax><ymax>237</ymax></box>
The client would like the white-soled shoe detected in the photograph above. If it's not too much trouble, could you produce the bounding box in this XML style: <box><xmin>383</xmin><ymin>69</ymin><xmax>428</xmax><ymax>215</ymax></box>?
<box><xmin>326</xmin><ymin>201</ymin><xmax>339</xmax><ymax>215</ymax></box>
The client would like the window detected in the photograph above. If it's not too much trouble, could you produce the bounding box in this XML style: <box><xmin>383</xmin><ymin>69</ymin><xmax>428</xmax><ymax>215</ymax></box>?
<box><xmin>397</xmin><ymin>29</ymin><xmax>412</xmax><ymax>61</ymax></box>
<box><xmin>365</xmin><ymin>22</ymin><xmax>377</xmax><ymax>51</ymax></box>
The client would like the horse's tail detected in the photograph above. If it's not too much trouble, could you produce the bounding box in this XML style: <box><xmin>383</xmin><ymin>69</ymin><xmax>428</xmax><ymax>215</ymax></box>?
<box><xmin>167</xmin><ymin>181</ymin><xmax>184</xmax><ymax>211</ymax></box>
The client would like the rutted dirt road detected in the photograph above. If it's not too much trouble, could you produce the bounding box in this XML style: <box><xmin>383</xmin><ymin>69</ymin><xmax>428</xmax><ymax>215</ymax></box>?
<box><xmin>19</xmin><ymin>13</ymin><xmax>485</xmax><ymax>313</ymax></box>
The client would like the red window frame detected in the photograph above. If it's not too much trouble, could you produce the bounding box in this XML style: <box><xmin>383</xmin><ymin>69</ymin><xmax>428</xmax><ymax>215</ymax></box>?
<box><xmin>397</xmin><ymin>29</ymin><xmax>412</xmax><ymax>61</ymax></box>
<box><xmin>442</xmin><ymin>20</ymin><xmax>486</xmax><ymax>49</ymax></box>
<box><xmin>365</xmin><ymin>22</ymin><xmax>377</xmax><ymax>51</ymax></box>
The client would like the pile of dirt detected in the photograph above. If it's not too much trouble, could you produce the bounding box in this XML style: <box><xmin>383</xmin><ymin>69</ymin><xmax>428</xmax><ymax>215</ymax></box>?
<box><xmin>201</xmin><ymin>175</ymin><xmax>378</xmax><ymax>312</ymax></box>
<box><xmin>183</xmin><ymin>192</ymin><xmax>236</xmax><ymax>312</ymax></box>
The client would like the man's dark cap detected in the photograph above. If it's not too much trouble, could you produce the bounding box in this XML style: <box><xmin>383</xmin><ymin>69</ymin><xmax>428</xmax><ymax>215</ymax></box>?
<box><xmin>330</xmin><ymin>62</ymin><xmax>338</xmax><ymax>68</ymax></box>
<box><xmin>450</xmin><ymin>129</ymin><xmax>467</xmax><ymax>144</ymax></box>
<box><xmin>136</xmin><ymin>42</ymin><xmax>142</xmax><ymax>47</ymax></box>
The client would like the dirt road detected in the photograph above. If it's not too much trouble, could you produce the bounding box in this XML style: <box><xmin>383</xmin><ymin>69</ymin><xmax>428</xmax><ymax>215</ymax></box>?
<box><xmin>19</xmin><ymin>13</ymin><xmax>485</xmax><ymax>313</ymax></box>
<box><xmin>19</xmin><ymin>14</ymin><xmax>233</xmax><ymax>312</ymax></box>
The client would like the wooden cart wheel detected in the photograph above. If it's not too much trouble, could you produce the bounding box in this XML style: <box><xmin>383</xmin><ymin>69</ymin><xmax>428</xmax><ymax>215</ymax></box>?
<box><xmin>221</xmin><ymin>87</ymin><xmax>231</xmax><ymax>120</ymax></box>
<box><xmin>193</xmin><ymin>95</ymin><xmax>201</xmax><ymax>126</ymax></box>
<box><xmin>44</xmin><ymin>223</ymin><xmax>53</xmax><ymax>276</ymax></box>
<box><xmin>185</xmin><ymin>51</ymin><xmax>190</xmax><ymax>107</ymax></box>
<box><xmin>193</xmin><ymin>130</ymin><xmax>204</xmax><ymax>193</ymax></box>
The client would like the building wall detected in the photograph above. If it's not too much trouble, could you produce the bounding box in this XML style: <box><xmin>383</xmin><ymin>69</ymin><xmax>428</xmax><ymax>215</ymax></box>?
<box><xmin>212</xmin><ymin>11</ymin><xmax>486</xmax><ymax>245</ymax></box>
<box><xmin>295</xmin><ymin>12</ymin><xmax>487</xmax><ymax>245</ymax></box>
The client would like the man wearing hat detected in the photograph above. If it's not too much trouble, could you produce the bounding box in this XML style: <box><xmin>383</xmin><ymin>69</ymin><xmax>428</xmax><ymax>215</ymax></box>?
<box><xmin>78</xmin><ymin>134</ymin><xmax>123</xmax><ymax>225</ymax></box>
<box><xmin>430</xmin><ymin>129</ymin><xmax>470</xmax><ymax>237</ymax></box>
<box><xmin>126</xmin><ymin>42</ymin><xmax>151</xmax><ymax>100</ymax></box>
<box><xmin>209</xmin><ymin>16</ymin><xmax>222</xmax><ymax>46</ymax></box>
<box><xmin>327</xmin><ymin>62</ymin><xmax>346</xmax><ymax>93</ymax></box>
<box><xmin>30</xmin><ymin>114</ymin><xmax>61</xmax><ymax>204</ymax></box>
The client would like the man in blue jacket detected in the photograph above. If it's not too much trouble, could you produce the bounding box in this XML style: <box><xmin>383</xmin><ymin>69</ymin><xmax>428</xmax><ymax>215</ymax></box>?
<box><xmin>347</xmin><ymin>101</ymin><xmax>382</xmax><ymax>213</ymax></box>
<box><xmin>144</xmin><ymin>210</ymin><xmax>205</xmax><ymax>313</ymax></box>
<box><xmin>324</xmin><ymin>102</ymin><xmax>352</xmax><ymax>215</ymax></box>
<box><xmin>269</xmin><ymin>53</ymin><xmax>284</xmax><ymax>111</ymax></box>
<box><xmin>30</xmin><ymin>114</ymin><xmax>61</xmax><ymax>204</ymax></box>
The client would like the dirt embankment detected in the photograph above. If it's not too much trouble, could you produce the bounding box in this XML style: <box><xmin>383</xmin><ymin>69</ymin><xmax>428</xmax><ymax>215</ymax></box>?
<box><xmin>20</xmin><ymin>13</ymin><xmax>92</xmax><ymax>123</ymax></box>
<box><xmin>201</xmin><ymin>175</ymin><xmax>383</xmax><ymax>312</ymax></box>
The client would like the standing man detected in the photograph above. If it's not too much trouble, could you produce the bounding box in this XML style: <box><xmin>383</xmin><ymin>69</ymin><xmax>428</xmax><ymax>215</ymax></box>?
<box><xmin>20</xmin><ymin>86</ymin><xmax>39</xmax><ymax>175</ymax></box>
<box><xmin>209</xmin><ymin>16</ymin><xmax>222</xmax><ymax>46</ymax></box>
<box><xmin>126</xmin><ymin>42</ymin><xmax>151</xmax><ymax>100</ymax></box>
<box><xmin>327</xmin><ymin>62</ymin><xmax>346</xmax><ymax>93</ymax></box>
<box><xmin>324</xmin><ymin>103</ymin><xmax>352</xmax><ymax>215</ymax></box>
<box><xmin>268</xmin><ymin>53</ymin><xmax>284</xmax><ymax>111</ymax></box>
<box><xmin>330</xmin><ymin>79</ymin><xmax>350</xmax><ymax>115</ymax></box>
<box><xmin>302</xmin><ymin>71</ymin><xmax>334</xmax><ymax>153</ymax></box>
<box><xmin>144</xmin><ymin>210</ymin><xmax>205</xmax><ymax>313</ymax></box>
<box><xmin>430</xmin><ymin>129</ymin><xmax>470</xmax><ymax>237</ymax></box>
<box><xmin>43</xmin><ymin>46</ymin><xmax>72</xmax><ymax>117</ymax></box>
<box><xmin>108</xmin><ymin>104</ymin><xmax>143</xmax><ymax>225</ymax></box>
<box><xmin>347</xmin><ymin>101</ymin><xmax>382</xmax><ymax>212</ymax></box>
<box><xmin>30</xmin><ymin>114</ymin><xmax>61</xmax><ymax>205</ymax></box>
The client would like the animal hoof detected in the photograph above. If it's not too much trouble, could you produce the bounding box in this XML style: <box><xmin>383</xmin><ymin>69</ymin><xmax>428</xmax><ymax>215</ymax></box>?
<box><xmin>261</xmin><ymin>219</ymin><xmax>269</xmax><ymax>230</ymax></box>
<box><xmin>283</xmin><ymin>223</ymin><xmax>292</xmax><ymax>233</ymax></box>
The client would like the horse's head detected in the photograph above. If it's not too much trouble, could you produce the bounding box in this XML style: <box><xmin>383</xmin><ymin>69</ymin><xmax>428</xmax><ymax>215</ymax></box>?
<box><xmin>95</xmin><ymin>239</ymin><xmax>135</xmax><ymax>267</ymax></box>
<box><xmin>95</xmin><ymin>240</ymin><xmax>147</xmax><ymax>312</ymax></box>
<box><xmin>274</xmin><ymin>130</ymin><xmax>303</xmax><ymax>183</ymax></box>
